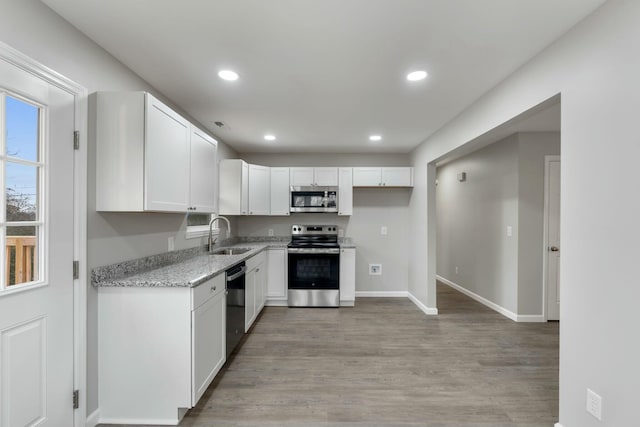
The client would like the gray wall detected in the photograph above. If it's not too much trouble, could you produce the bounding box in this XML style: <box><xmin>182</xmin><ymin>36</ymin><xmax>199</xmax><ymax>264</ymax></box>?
<box><xmin>410</xmin><ymin>0</ymin><xmax>639</xmax><ymax>424</ymax></box>
<box><xmin>238</xmin><ymin>153</ymin><xmax>412</xmax><ymax>294</ymax></box>
<box><xmin>437</xmin><ymin>134</ymin><xmax>520</xmax><ymax>312</ymax></box>
<box><xmin>0</xmin><ymin>0</ymin><xmax>239</xmax><ymax>415</ymax></box>
<box><xmin>436</xmin><ymin>132</ymin><xmax>560</xmax><ymax>317</ymax></box>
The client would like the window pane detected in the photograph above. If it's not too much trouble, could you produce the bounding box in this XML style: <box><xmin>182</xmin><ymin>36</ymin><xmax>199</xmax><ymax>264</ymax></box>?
<box><xmin>6</xmin><ymin>162</ymin><xmax>39</xmax><ymax>222</ymax></box>
<box><xmin>187</xmin><ymin>213</ymin><xmax>211</xmax><ymax>227</ymax></box>
<box><xmin>6</xmin><ymin>226</ymin><xmax>39</xmax><ymax>286</ymax></box>
<box><xmin>5</xmin><ymin>96</ymin><xmax>39</xmax><ymax>162</ymax></box>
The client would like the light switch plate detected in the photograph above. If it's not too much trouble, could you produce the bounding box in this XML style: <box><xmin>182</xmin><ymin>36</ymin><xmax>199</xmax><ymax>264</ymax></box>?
<box><xmin>381</xmin><ymin>226</ymin><xmax>388</xmax><ymax>235</ymax></box>
<box><xmin>369</xmin><ymin>264</ymin><xmax>382</xmax><ymax>275</ymax></box>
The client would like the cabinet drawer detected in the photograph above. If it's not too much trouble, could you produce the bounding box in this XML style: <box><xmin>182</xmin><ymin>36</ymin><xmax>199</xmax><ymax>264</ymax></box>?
<box><xmin>192</xmin><ymin>274</ymin><xmax>225</xmax><ymax>310</ymax></box>
<box><xmin>246</xmin><ymin>250</ymin><xmax>266</xmax><ymax>272</ymax></box>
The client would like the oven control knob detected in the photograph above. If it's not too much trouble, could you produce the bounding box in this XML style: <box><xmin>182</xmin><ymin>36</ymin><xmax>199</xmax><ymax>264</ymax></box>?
<box><xmin>312</xmin><ymin>283</ymin><xmax>316</xmax><ymax>287</ymax></box>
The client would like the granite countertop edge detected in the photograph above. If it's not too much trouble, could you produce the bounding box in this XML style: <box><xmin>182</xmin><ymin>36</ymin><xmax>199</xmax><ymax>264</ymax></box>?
<box><xmin>93</xmin><ymin>242</ymin><xmax>287</xmax><ymax>289</ymax></box>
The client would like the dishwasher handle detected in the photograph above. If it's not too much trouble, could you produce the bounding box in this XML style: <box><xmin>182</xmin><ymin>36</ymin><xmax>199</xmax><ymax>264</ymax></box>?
<box><xmin>226</xmin><ymin>265</ymin><xmax>247</xmax><ymax>282</ymax></box>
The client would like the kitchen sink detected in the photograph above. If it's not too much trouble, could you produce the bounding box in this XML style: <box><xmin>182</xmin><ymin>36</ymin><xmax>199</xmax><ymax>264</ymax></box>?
<box><xmin>210</xmin><ymin>247</ymin><xmax>252</xmax><ymax>256</ymax></box>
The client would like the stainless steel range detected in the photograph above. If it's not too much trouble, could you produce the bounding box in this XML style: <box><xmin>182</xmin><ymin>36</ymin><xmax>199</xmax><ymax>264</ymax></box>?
<box><xmin>287</xmin><ymin>225</ymin><xmax>340</xmax><ymax>307</ymax></box>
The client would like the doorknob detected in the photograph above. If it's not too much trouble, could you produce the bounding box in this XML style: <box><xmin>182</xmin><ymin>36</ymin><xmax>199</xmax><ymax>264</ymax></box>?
<box><xmin>549</xmin><ymin>246</ymin><xmax>559</xmax><ymax>252</ymax></box>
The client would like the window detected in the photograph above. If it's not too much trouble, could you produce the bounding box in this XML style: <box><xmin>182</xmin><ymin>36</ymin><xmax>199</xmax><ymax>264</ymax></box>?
<box><xmin>1</xmin><ymin>94</ymin><xmax>45</xmax><ymax>290</ymax></box>
<box><xmin>185</xmin><ymin>212</ymin><xmax>217</xmax><ymax>239</ymax></box>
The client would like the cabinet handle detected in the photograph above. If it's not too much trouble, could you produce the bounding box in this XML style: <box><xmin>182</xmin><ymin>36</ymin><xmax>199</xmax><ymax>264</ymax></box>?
<box><xmin>225</xmin><ymin>290</ymin><xmax>229</xmax><ymax>295</ymax></box>
<box><xmin>211</xmin><ymin>285</ymin><xmax>216</xmax><ymax>292</ymax></box>
<box><xmin>256</xmin><ymin>268</ymin><xmax>260</xmax><ymax>272</ymax></box>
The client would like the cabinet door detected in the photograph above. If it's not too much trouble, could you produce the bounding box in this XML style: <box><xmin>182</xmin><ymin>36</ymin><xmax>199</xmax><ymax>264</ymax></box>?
<box><xmin>245</xmin><ymin>268</ymin><xmax>256</xmax><ymax>332</ymax></box>
<box><xmin>352</xmin><ymin>167</ymin><xmax>382</xmax><ymax>187</ymax></box>
<box><xmin>267</xmin><ymin>248</ymin><xmax>287</xmax><ymax>301</ymax></box>
<box><xmin>191</xmin><ymin>289</ymin><xmax>225</xmax><ymax>405</ymax></box>
<box><xmin>255</xmin><ymin>262</ymin><xmax>265</xmax><ymax>313</ymax></box>
<box><xmin>338</xmin><ymin>168</ymin><xmax>353</xmax><ymax>216</ymax></box>
<box><xmin>145</xmin><ymin>94</ymin><xmax>190</xmax><ymax>211</ymax></box>
<box><xmin>314</xmin><ymin>167</ymin><xmax>338</xmax><ymax>186</ymax></box>
<box><xmin>241</xmin><ymin>161</ymin><xmax>249</xmax><ymax>215</ymax></box>
<box><xmin>189</xmin><ymin>127</ymin><xmax>218</xmax><ymax>213</ymax></box>
<box><xmin>340</xmin><ymin>248</ymin><xmax>356</xmax><ymax>305</ymax></box>
<box><xmin>290</xmin><ymin>167</ymin><xmax>314</xmax><ymax>186</ymax></box>
<box><xmin>248</xmin><ymin>164</ymin><xmax>270</xmax><ymax>215</ymax></box>
<box><xmin>381</xmin><ymin>167</ymin><xmax>413</xmax><ymax>187</ymax></box>
<box><xmin>270</xmin><ymin>167</ymin><xmax>290</xmax><ymax>215</ymax></box>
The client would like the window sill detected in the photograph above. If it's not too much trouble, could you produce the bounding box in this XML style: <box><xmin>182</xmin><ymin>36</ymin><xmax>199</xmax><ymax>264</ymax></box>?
<box><xmin>186</xmin><ymin>225</ymin><xmax>219</xmax><ymax>240</ymax></box>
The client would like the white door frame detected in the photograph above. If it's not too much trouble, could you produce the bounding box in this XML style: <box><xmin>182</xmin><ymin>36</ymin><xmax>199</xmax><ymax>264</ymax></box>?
<box><xmin>0</xmin><ymin>42</ymin><xmax>88</xmax><ymax>427</ymax></box>
<box><xmin>542</xmin><ymin>155</ymin><xmax>560</xmax><ymax>321</ymax></box>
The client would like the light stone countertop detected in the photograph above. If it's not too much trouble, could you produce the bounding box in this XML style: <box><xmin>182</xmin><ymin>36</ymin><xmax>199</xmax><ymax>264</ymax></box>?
<box><xmin>92</xmin><ymin>242</ymin><xmax>286</xmax><ymax>288</ymax></box>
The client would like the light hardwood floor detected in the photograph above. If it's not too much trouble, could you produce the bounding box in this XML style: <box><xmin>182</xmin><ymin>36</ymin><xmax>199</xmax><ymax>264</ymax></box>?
<box><xmin>102</xmin><ymin>282</ymin><xmax>559</xmax><ymax>427</ymax></box>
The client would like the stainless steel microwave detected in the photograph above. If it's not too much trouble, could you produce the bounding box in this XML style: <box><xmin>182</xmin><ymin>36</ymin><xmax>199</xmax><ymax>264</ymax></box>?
<box><xmin>290</xmin><ymin>186</ymin><xmax>338</xmax><ymax>213</ymax></box>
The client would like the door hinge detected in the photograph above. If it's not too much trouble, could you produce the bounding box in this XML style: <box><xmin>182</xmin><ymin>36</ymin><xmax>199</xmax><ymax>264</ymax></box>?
<box><xmin>73</xmin><ymin>261</ymin><xmax>79</xmax><ymax>280</ymax></box>
<box><xmin>73</xmin><ymin>130</ymin><xmax>80</xmax><ymax>150</ymax></box>
<box><xmin>72</xmin><ymin>389</ymin><xmax>79</xmax><ymax>409</ymax></box>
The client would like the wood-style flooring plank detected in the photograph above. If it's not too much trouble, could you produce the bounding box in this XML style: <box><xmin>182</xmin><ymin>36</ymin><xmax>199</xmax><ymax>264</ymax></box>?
<box><xmin>100</xmin><ymin>282</ymin><xmax>558</xmax><ymax>427</ymax></box>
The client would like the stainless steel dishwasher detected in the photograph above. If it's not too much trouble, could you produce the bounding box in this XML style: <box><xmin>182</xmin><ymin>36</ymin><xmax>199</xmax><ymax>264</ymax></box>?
<box><xmin>225</xmin><ymin>262</ymin><xmax>246</xmax><ymax>358</ymax></box>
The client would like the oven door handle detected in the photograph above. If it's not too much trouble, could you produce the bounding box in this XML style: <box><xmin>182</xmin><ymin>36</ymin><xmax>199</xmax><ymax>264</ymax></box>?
<box><xmin>287</xmin><ymin>248</ymin><xmax>341</xmax><ymax>255</ymax></box>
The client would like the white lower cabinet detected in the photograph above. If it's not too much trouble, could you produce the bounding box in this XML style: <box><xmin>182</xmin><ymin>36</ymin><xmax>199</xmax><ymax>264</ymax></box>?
<box><xmin>98</xmin><ymin>274</ymin><xmax>226</xmax><ymax>425</ymax></box>
<box><xmin>266</xmin><ymin>248</ymin><xmax>287</xmax><ymax>305</ymax></box>
<box><xmin>340</xmin><ymin>248</ymin><xmax>356</xmax><ymax>306</ymax></box>
<box><xmin>191</xmin><ymin>280</ymin><xmax>226</xmax><ymax>404</ymax></box>
<box><xmin>245</xmin><ymin>251</ymin><xmax>266</xmax><ymax>332</ymax></box>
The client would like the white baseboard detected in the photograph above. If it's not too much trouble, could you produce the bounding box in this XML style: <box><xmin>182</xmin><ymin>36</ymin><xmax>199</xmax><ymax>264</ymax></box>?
<box><xmin>85</xmin><ymin>409</ymin><xmax>99</xmax><ymax>427</ymax></box>
<box><xmin>437</xmin><ymin>275</ymin><xmax>518</xmax><ymax>321</ymax></box>
<box><xmin>98</xmin><ymin>417</ymin><xmax>178</xmax><ymax>425</ymax></box>
<box><xmin>265</xmin><ymin>299</ymin><xmax>288</xmax><ymax>307</ymax></box>
<box><xmin>554</xmin><ymin>423</ymin><xmax>563</xmax><ymax>427</ymax></box>
<box><xmin>355</xmin><ymin>291</ymin><xmax>408</xmax><ymax>297</ymax></box>
<box><xmin>407</xmin><ymin>292</ymin><xmax>438</xmax><ymax>315</ymax></box>
<box><xmin>516</xmin><ymin>314</ymin><xmax>546</xmax><ymax>322</ymax></box>
<box><xmin>340</xmin><ymin>300</ymin><xmax>355</xmax><ymax>307</ymax></box>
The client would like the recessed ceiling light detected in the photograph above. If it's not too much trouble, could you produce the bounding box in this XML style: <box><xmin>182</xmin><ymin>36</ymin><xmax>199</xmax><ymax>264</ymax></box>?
<box><xmin>218</xmin><ymin>70</ymin><xmax>239</xmax><ymax>81</ymax></box>
<box><xmin>406</xmin><ymin>70</ymin><xmax>428</xmax><ymax>81</ymax></box>
<box><xmin>264</xmin><ymin>134</ymin><xmax>276</xmax><ymax>141</ymax></box>
<box><xmin>369</xmin><ymin>135</ymin><xmax>382</xmax><ymax>142</ymax></box>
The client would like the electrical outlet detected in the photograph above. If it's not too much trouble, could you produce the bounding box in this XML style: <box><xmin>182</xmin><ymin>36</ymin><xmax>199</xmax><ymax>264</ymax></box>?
<box><xmin>338</xmin><ymin>228</ymin><xmax>344</xmax><ymax>238</ymax></box>
<box><xmin>168</xmin><ymin>236</ymin><xmax>175</xmax><ymax>252</ymax></box>
<box><xmin>507</xmin><ymin>226</ymin><xmax>513</xmax><ymax>237</ymax></box>
<box><xmin>381</xmin><ymin>226</ymin><xmax>388</xmax><ymax>235</ymax></box>
<box><xmin>586</xmin><ymin>388</ymin><xmax>602</xmax><ymax>420</ymax></box>
<box><xmin>268</xmin><ymin>229</ymin><xmax>274</xmax><ymax>236</ymax></box>
<box><xmin>369</xmin><ymin>264</ymin><xmax>382</xmax><ymax>275</ymax></box>
<box><xmin>455</xmin><ymin>266</ymin><xmax>459</xmax><ymax>275</ymax></box>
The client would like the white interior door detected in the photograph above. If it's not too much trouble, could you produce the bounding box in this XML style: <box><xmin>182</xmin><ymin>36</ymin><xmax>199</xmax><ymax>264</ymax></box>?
<box><xmin>545</xmin><ymin>157</ymin><xmax>561</xmax><ymax>321</ymax></box>
<box><xmin>0</xmin><ymin>56</ymin><xmax>75</xmax><ymax>426</ymax></box>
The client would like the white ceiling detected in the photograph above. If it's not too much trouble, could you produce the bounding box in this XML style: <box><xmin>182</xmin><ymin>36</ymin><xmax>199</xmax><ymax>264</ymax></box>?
<box><xmin>42</xmin><ymin>0</ymin><xmax>604</xmax><ymax>154</ymax></box>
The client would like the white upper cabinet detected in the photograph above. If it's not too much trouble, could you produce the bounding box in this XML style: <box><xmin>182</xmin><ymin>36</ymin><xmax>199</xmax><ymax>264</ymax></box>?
<box><xmin>94</xmin><ymin>91</ymin><xmax>218</xmax><ymax>212</ymax></box>
<box><xmin>290</xmin><ymin>167</ymin><xmax>338</xmax><ymax>186</ymax></box>
<box><xmin>338</xmin><ymin>168</ymin><xmax>353</xmax><ymax>216</ymax></box>
<box><xmin>270</xmin><ymin>167</ymin><xmax>290</xmax><ymax>216</ymax></box>
<box><xmin>248</xmin><ymin>164</ymin><xmax>270</xmax><ymax>215</ymax></box>
<box><xmin>352</xmin><ymin>167</ymin><xmax>413</xmax><ymax>187</ymax></box>
<box><xmin>219</xmin><ymin>159</ymin><xmax>249</xmax><ymax>215</ymax></box>
<box><xmin>189</xmin><ymin>127</ymin><xmax>218</xmax><ymax>213</ymax></box>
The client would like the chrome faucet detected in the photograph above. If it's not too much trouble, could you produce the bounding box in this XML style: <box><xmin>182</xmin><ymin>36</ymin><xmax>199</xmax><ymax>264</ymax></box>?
<box><xmin>208</xmin><ymin>215</ymin><xmax>231</xmax><ymax>253</ymax></box>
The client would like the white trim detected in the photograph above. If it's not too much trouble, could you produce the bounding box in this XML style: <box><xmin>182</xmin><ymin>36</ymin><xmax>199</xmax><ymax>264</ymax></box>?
<box><xmin>355</xmin><ymin>291</ymin><xmax>408</xmax><ymax>297</ymax></box>
<box><xmin>543</xmin><ymin>155</ymin><xmax>561</xmax><ymax>321</ymax></box>
<box><xmin>437</xmin><ymin>275</ymin><xmax>546</xmax><ymax>322</ymax></box>
<box><xmin>0</xmin><ymin>41</ymin><xmax>88</xmax><ymax>427</ymax></box>
<box><xmin>437</xmin><ymin>275</ymin><xmax>519</xmax><ymax>321</ymax></box>
<box><xmin>407</xmin><ymin>291</ymin><xmax>438</xmax><ymax>315</ymax></box>
<box><xmin>98</xmin><ymin>417</ymin><xmax>180</xmax><ymax>426</ymax></box>
<box><xmin>85</xmin><ymin>409</ymin><xmax>100</xmax><ymax>427</ymax></box>
<box><xmin>554</xmin><ymin>423</ymin><xmax>563</xmax><ymax>427</ymax></box>
<box><xmin>515</xmin><ymin>314</ymin><xmax>546</xmax><ymax>323</ymax></box>
<box><xmin>265</xmin><ymin>299</ymin><xmax>288</xmax><ymax>307</ymax></box>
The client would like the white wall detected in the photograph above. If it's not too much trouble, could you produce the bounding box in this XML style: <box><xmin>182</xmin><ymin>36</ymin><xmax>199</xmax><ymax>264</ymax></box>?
<box><xmin>437</xmin><ymin>132</ymin><xmax>560</xmax><ymax>317</ymax></box>
<box><xmin>238</xmin><ymin>153</ymin><xmax>412</xmax><ymax>294</ymax></box>
<box><xmin>410</xmin><ymin>0</ymin><xmax>639</xmax><ymax>425</ymax></box>
<box><xmin>437</xmin><ymin>134</ymin><xmax>520</xmax><ymax>313</ymax></box>
<box><xmin>0</xmin><ymin>0</ymin><xmax>239</xmax><ymax>415</ymax></box>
